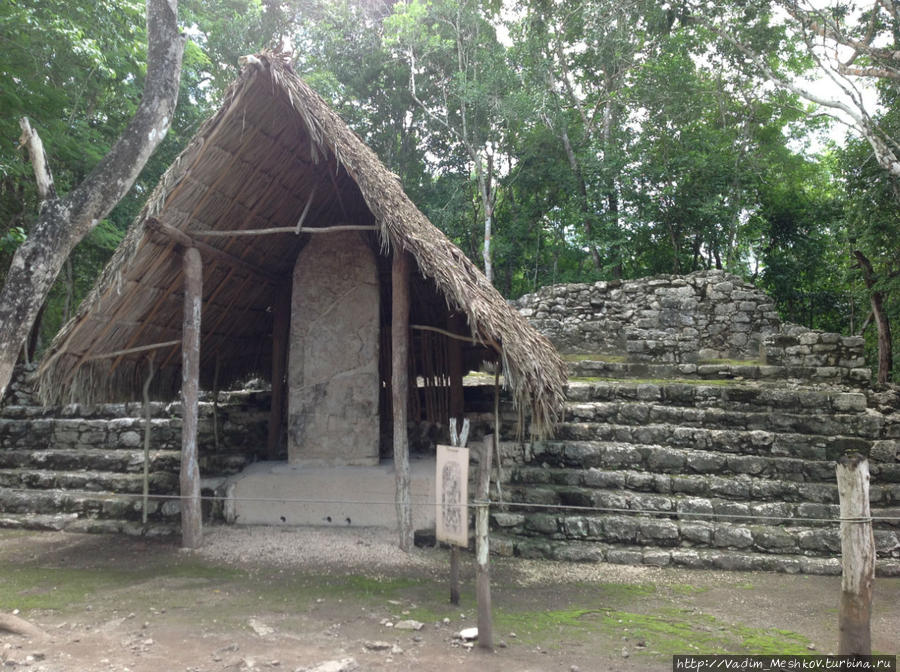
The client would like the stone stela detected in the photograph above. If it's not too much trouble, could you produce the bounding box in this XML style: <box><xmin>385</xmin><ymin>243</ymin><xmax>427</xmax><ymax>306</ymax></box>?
<box><xmin>288</xmin><ymin>231</ymin><xmax>380</xmax><ymax>466</ymax></box>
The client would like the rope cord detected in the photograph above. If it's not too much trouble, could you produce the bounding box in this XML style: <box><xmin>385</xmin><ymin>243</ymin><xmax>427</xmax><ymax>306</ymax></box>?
<box><xmin>2</xmin><ymin>487</ymin><xmax>896</xmax><ymax>524</ymax></box>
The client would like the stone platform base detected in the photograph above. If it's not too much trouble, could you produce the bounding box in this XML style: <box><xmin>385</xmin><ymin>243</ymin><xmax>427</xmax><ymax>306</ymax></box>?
<box><xmin>222</xmin><ymin>458</ymin><xmax>436</xmax><ymax>530</ymax></box>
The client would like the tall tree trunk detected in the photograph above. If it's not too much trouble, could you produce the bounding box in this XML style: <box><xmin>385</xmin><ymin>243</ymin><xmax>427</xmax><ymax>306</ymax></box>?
<box><xmin>854</xmin><ymin>250</ymin><xmax>893</xmax><ymax>384</ymax></box>
<box><xmin>0</xmin><ymin>0</ymin><xmax>185</xmax><ymax>400</ymax></box>
<box><xmin>559</xmin><ymin>126</ymin><xmax>602</xmax><ymax>271</ymax></box>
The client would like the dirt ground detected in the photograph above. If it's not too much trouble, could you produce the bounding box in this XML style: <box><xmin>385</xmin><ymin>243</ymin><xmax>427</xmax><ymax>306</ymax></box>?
<box><xmin>0</xmin><ymin>527</ymin><xmax>897</xmax><ymax>672</ymax></box>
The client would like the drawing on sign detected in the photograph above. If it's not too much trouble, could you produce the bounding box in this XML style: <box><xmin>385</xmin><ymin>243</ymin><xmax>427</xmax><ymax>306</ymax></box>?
<box><xmin>442</xmin><ymin>461</ymin><xmax>463</xmax><ymax>535</ymax></box>
<box><xmin>436</xmin><ymin>445</ymin><xmax>469</xmax><ymax>547</ymax></box>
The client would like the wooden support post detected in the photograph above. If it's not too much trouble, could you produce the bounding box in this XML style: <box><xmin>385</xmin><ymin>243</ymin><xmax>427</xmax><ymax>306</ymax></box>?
<box><xmin>475</xmin><ymin>433</ymin><xmax>494</xmax><ymax>651</ymax></box>
<box><xmin>267</xmin><ymin>284</ymin><xmax>291</xmax><ymax>459</ymax></box>
<box><xmin>837</xmin><ymin>453</ymin><xmax>875</xmax><ymax>655</ymax></box>
<box><xmin>141</xmin><ymin>354</ymin><xmax>155</xmax><ymax>525</ymax></box>
<box><xmin>392</xmin><ymin>249</ymin><xmax>413</xmax><ymax>551</ymax></box>
<box><xmin>180</xmin><ymin>247</ymin><xmax>203</xmax><ymax>550</ymax></box>
<box><xmin>449</xmin><ymin>546</ymin><xmax>461</xmax><ymax>606</ymax></box>
<box><xmin>448</xmin><ymin>313</ymin><xmax>465</xmax><ymax>426</ymax></box>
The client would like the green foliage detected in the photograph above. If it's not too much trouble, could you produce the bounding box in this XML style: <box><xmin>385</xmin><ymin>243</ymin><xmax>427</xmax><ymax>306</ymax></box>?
<box><xmin>6</xmin><ymin>0</ymin><xmax>895</xmax><ymax>378</ymax></box>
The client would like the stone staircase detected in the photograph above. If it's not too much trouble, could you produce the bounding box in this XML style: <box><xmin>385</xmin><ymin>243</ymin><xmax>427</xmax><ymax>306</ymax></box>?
<box><xmin>490</xmin><ymin>360</ymin><xmax>900</xmax><ymax>576</ymax></box>
<box><xmin>0</xmin><ymin>392</ymin><xmax>269</xmax><ymax>536</ymax></box>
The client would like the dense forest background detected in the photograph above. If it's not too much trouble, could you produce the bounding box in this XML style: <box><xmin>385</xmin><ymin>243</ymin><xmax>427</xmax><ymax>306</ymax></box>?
<box><xmin>1</xmin><ymin>0</ymin><xmax>898</xmax><ymax>381</ymax></box>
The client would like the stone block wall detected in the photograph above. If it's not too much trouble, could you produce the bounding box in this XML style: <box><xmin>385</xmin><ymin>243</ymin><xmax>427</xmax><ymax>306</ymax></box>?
<box><xmin>512</xmin><ymin>270</ymin><xmax>868</xmax><ymax>384</ymax></box>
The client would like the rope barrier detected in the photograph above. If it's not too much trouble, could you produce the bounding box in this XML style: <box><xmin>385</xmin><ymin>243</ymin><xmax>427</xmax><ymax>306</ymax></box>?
<box><xmin>2</xmin><ymin>486</ymin><xmax>897</xmax><ymax>524</ymax></box>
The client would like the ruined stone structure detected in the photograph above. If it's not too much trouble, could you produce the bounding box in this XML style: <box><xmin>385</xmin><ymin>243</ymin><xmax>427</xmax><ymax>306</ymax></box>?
<box><xmin>2</xmin><ymin>270</ymin><xmax>898</xmax><ymax>575</ymax></box>
<box><xmin>512</xmin><ymin>270</ymin><xmax>869</xmax><ymax>384</ymax></box>
<box><xmin>497</xmin><ymin>270</ymin><xmax>900</xmax><ymax>575</ymax></box>
<box><xmin>0</xmin><ymin>380</ymin><xmax>269</xmax><ymax>535</ymax></box>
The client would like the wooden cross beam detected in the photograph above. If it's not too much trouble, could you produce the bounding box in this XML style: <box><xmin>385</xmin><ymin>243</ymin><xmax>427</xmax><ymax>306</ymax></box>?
<box><xmin>145</xmin><ymin>218</ymin><xmax>280</xmax><ymax>284</ymax></box>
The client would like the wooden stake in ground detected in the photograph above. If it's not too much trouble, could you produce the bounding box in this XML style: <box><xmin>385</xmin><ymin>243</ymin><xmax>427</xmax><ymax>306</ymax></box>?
<box><xmin>392</xmin><ymin>249</ymin><xmax>413</xmax><ymax>551</ymax></box>
<box><xmin>475</xmin><ymin>433</ymin><xmax>494</xmax><ymax>651</ymax></box>
<box><xmin>180</xmin><ymin>247</ymin><xmax>203</xmax><ymax>549</ymax></box>
<box><xmin>836</xmin><ymin>452</ymin><xmax>875</xmax><ymax>655</ymax></box>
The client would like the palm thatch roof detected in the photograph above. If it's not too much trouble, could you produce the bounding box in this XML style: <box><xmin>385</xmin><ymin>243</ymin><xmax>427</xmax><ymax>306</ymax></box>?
<box><xmin>37</xmin><ymin>51</ymin><xmax>566</xmax><ymax>437</ymax></box>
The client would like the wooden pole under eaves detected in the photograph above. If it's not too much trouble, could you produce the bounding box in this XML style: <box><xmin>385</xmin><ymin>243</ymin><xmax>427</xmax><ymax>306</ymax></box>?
<box><xmin>180</xmin><ymin>246</ymin><xmax>203</xmax><ymax>549</ymax></box>
<box><xmin>392</xmin><ymin>249</ymin><xmax>413</xmax><ymax>552</ymax></box>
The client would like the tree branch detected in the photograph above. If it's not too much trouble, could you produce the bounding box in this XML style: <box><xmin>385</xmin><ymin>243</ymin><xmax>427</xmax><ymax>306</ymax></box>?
<box><xmin>17</xmin><ymin>118</ymin><xmax>55</xmax><ymax>201</ymax></box>
<box><xmin>0</xmin><ymin>0</ymin><xmax>186</xmax><ymax>400</ymax></box>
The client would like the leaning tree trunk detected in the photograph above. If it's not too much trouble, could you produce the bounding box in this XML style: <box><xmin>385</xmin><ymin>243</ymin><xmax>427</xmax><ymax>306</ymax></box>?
<box><xmin>854</xmin><ymin>250</ymin><xmax>893</xmax><ymax>384</ymax></box>
<box><xmin>0</xmin><ymin>0</ymin><xmax>185</xmax><ymax>400</ymax></box>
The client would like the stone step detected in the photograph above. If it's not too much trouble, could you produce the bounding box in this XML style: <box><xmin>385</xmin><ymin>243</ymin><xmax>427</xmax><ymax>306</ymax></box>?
<box><xmin>491</xmin><ymin>510</ymin><xmax>900</xmax><ymax>559</ymax></box>
<box><xmin>529</xmin><ymin>440</ymin><xmax>900</xmax><ymax>486</ymax></box>
<box><xmin>553</xmin><ymin>421</ymin><xmax>877</xmax><ymax>463</ymax></box>
<box><xmin>566</xmin><ymin>359</ymin><xmax>871</xmax><ymax>385</ymax></box>
<box><xmin>501</xmin><ymin>481</ymin><xmax>900</xmax><ymax>527</ymax></box>
<box><xmin>0</xmin><ymin>391</ymin><xmax>271</xmax><ymax>421</ymax></box>
<box><xmin>562</xmin><ymin>400</ymin><xmax>883</xmax><ymax>438</ymax></box>
<box><xmin>565</xmin><ymin>380</ymin><xmax>869</xmax><ymax>415</ymax></box>
<box><xmin>0</xmin><ymin>468</ymin><xmax>178</xmax><ymax>494</ymax></box>
<box><xmin>489</xmin><ymin>532</ymin><xmax>900</xmax><ymax>577</ymax></box>
<box><xmin>0</xmin><ymin>511</ymin><xmax>177</xmax><ymax>536</ymax></box>
<box><xmin>529</xmin><ymin>440</ymin><xmax>842</xmax><ymax>483</ymax></box>
<box><xmin>0</xmin><ymin>449</ymin><xmax>181</xmax><ymax>473</ymax></box>
<box><xmin>0</xmin><ymin>416</ymin><xmax>201</xmax><ymax>451</ymax></box>
<box><xmin>0</xmin><ymin>486</ymin><xmax>181</xmax><ymax>522</ymax></box>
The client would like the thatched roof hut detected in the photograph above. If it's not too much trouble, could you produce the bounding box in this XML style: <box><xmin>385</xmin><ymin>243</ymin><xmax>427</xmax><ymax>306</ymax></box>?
<box><xmin>37</xmin><ymin>51</ymin><xmax>565</xmax><ymax>440</ymax></box>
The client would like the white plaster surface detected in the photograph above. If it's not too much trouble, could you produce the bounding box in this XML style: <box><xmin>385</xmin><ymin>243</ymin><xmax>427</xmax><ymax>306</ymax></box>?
<box><xmin>225</xmin><ymin>458</ymin><xmax>437</xmax><ymax>530</ymax></box>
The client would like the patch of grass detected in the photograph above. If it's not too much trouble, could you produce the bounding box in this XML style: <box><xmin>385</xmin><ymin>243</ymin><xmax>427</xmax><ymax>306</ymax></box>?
<box><xmin>603</xmin><ymin>608</ymin><xmax>813</xmax><ymax>657</ymax></box>
<box><xmin>496</xmin><ymin>607</ymin><xmax>603</xmax><ymax>647</ymax></box>
<box><xmin>667</xmin><ymin>584</ymin><xmax>709</xmax><ymax>596</ymax></box>
<box><xmin>333</xmin><ymin>574</ymin><xmax>425</xmax><ymax>598</ymax></box>
<box><xmin>0</xmin><ymin>566</ymin><xmax>136</xmax><ymax>611</ymax></box>
<box><xmin>485</xmin><ymin>602</ymin><xmax>812</xmax><ymax>657</ymax></box>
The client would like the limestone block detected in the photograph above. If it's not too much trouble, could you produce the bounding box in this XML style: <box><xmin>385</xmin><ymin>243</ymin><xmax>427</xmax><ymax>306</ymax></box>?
<box><xmin>642</xmin><ymin>549</ymin><xmax>672</xmax><ymax>566</ymax></box>
<box><xmin>842</xmin><ymin>335</ymin><xmax>866</xmax><ymax>349</ymax></box>
<box><xmin>712</xmin><ymin>525</ymin><xmax>753</xmax><ymax>548</ymax></box>
<box><xmin>606</xmin><ymin>548</ymin><xmax>643</xmax><ymax>565</ymax></box>
<box><xmin>871</xmin><ymin>440</ymin><xmax>899</xmax><ymax>462</ymax></box>
<box><xmin>525</xmin><ymin>513</ymin><xmax>559</xmax><ymax>535</ymax></box>
<box><xmin>602</xmin><ymin>515</ymin><xmax>640</xmax><ymax>543</ymax></box>
<box><xmin>676</xmin><ymin>496</ymin><xmax>714</xmax><ymax>517</ymax></box>
<box><xmin>641</xmin><ymin>446</ymin><xmax>681</xmax><ymax>473</ymax></box>
<box><xmin>685</xmin><ymin>452</ymin><xmax>725</xmax><ymax>474</ymax></box>
<box><xmin>752</xmin><ymin>527</ymin><xmax>797</xmax><ymax>552</ymax></box>
<box><xmin>679</xmin><ymin>521</ymin><xmax>712</xmax><ymax>544</ymax></box>
<box><xmin>797</xmin><ymin>529</ymin><xmax>840</xmax><ymax>553</ymax></box>
<box><xmin>639</xmin><ymin>519</ymin><xmax>679</xmax><ymax>542</ymax></box>
<box><xmin>583</xmin><ymin>468</ymin><xmax>625</xmax><ymax>489</ymax></box>
<box><xmin>563</xmin><ymin>516</ymin><xmax>588</xmax><ymax>538</ymax></box>
<box><xmin>832</xmin><ymin>393</ymin><xmax>867</xmax><ymax>412</ymax></box>
<box><xmin>119</xmin><ymin>431</ymin><xmax>141</xmax><ymax>448</ymax></box>
<box><xmin>671</xmin><ymin>475</ymin><xmax>709</xmax><ymax>495</ymax></box>
<box><xmin>670</xmin><ymin>549</ymin><xmax>704</xmax><ymax>568</ymax></box>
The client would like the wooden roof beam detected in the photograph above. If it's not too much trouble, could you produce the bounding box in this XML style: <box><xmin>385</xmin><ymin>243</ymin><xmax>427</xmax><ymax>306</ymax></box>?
<box><xmin>146</xmin><ymin>218</ymin><xmax>280</xmax><ymax>283</ymax></box>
